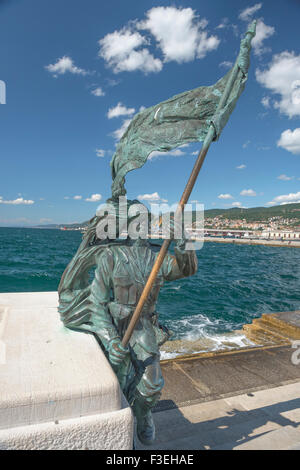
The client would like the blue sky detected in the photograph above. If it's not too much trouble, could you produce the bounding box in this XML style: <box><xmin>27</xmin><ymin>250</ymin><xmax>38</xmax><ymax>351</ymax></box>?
<box><xmin>0</xmin><ymin>0</ymin><xmax>300</xmax><ymax>226</ymax></box>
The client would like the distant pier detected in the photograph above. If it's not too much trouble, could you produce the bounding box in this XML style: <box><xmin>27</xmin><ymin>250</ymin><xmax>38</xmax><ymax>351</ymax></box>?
<box><xmin>203</xmin><ymin>236</ymin><xmax>300</xmax><ymax>247</ymax></box>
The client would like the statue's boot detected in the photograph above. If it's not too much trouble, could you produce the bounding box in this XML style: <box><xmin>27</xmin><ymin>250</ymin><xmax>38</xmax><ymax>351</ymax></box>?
<box><xmin>132</xmin><ymin>392</ymin><xmax>158</xmax><ymax>445</ymax></box>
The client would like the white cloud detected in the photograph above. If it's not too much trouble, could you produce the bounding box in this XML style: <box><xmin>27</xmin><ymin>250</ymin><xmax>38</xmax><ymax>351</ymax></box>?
<box><xmin>91</xmin><ymin>87</ymin><xmax>105</xmax><ymax>97</ymax></box>
<box><xmin>240</xmin><ymin>189</ymin><xmax>257</xmax><ymax>196</ymax></box>
<box><xmin>114</xmin><ymin>48</ymin><xmax>163</xmax><ymax>74</ymax></box>
<box><xmin>277</xmin><ymin>174</ymin><xmax>294</xmax><ymax>181</ymax></box>
<box><xmin>277</xmin><ymin>128</ymin><xmax>300</xmax><ymax>155</ymax></box>
<box><xmin>0</xmin><ymin>197</ymin><xmax>34</xmax><ymax>205</ymax></box>
<box><xmin>139</xmin><ymin>6</ymin><xmax>220</xmax><ymax>63</ymax></box>
<box><xmin>280</xmin><ymin>201</ymin><xmax>300</xmax><ymax>205</ymax></box>
<box><xmin>85</xmin><ymin>194</ymin><xmax>102</xmax><ymax>202</ymax></box>
<box><xmin>137</xmin><ymin>192</ymin><xmax>167</xmax><ymax>203</ymax></box>
<box><xmin>107</xmin><ymin>102</ymin><xmax>135</xmax><ymax>119</ymax></box>
<box><xmin>98</xmin><ymin>7</ymin><xmax>220</xmax><ymax>73</ymax></box>
<box><xmin>98</xmin><ymin>28</ymin><xmax>162</xmax><ymax>74</ymax></box>
<box><xmin>256</xmin><ymin>51</ymin><xmax>300</xmax><ymax>118</ymax></box>
<box><xmin>239</xmin><ymin>3</ymin><xmax>262</xmax><ymax>22</ymax></box>
<box><xmin>236</xmin><ymin>164</ymin><xmax>246</xmax><ymax>169</ymax></box>
<box><xmin>178</xmin><ymin>143</ymin><xmax>189</xmax><ymax>148</ymax></box>
<box><xmin>196</xmin><ymin>32</ymin><xmax>220</xmax><ymax>59</ymax></box>
<box><xmin>268</xmin><ymin>191</ymin><xmax>300</xmax><ymax>205</ymax></box>
<box><xmin>112</xmin><ymin>118</ymin><xmax>132</xmax><ymax>140</ymax></box>
<box><xmin>95</xmin><ymin>148</ymin><xmax>106</xmax><ymax>157</ymax></box>
<box><xmin>242</xmin><ymin>140</ymin><xmax>251</xmax><ymax>148</ymax></box>
<box><xmin>121</xmin><ymin>48</ymin><xmax>162</xmax><ymax>74</ymax></box>
<box><xmin>216</xmin><ymin>18</ymin><xmax>230</xmax><ymax>29</ymax></box>
<box><xmin>218</xmin><ymin>193</ymin><xmax>233</xmax><ymax>199</ymax></box>
<box><xmin>219</xmin><ymin>61</ymin><xmax>233</xmax><ymax>69</ymax></box>
<box><xmin>64</xmin><ymin>195</ymin><xmax>83</xmax><ymax>200</ymax></box>
<box><xmin>257</xmin><ymin>145</ymin><xmax>271</xmax><ymax>151</ymax></box>
<box><xmin>261</xmin><ymin>96</ymin><xmax>270</xmax><ymax>108</ymax></box>
<box><xmin>100</xmin><ymin>29</ymin><xmax>146</xmax><ymax>63</ymax></box>
<box><xmin>251</xmin><ymin>19</ymin><xmax>275</xmax><ymax>56</ymax></box>
<box><xmin>148</xmin><ymin>149</ymin><xmax>186</xmax><ymax>160</ymax></box>
<box><xmin>45</xmin><ymin>56</ymin><xmax>88</xmax><ymax>76</ymax></box>
<box><xmin>231</xmin><ymin>201</ymin><xmax>243</xmax><ymax>207</ymax></box>
<box><xmin>216</xmin><ymin>18</ymin><xmax>238</xmax><ymax>36</ymax></box>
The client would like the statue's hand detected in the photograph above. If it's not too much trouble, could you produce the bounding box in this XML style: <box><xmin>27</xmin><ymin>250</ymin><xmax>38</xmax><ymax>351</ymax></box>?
<box><xmin>169</xmin><ymin>217</ymin><xmax>189</xmax><ymax>248</ymax></box>
<box><xmin>108</xmin><ymin>339</ymin><xmax>129</xmax><ymax>368</ymax></box>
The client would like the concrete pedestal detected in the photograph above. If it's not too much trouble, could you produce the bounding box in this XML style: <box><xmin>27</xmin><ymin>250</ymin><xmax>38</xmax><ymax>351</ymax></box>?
<box><xmin>0</xmin><ymin>292</ymin><xmax>134</xmax><ymax>450</ymax></box>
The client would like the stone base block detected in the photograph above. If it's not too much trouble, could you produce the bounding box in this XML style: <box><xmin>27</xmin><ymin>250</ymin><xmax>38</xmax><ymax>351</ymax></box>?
<box><xmin>0</xmin><ymin>403</ymin><xmax>133</xmax><ymax>450</ymax></box>
<box><xmin>0</xmin><ymin>292</ymin><xmax>134</xmax><ymax>450</ymax></box>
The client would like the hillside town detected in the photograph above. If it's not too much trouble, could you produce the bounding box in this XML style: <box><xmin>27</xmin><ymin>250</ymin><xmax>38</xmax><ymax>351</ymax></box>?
<box><xmin>58</xmin><ymin>212</ymin><xmax>300</xmax><ymax>242</ymax></box>
<box><xmin>202</xmin><ymin>215</ymin><xmax>300</xmax><ymax>240</ymax></box>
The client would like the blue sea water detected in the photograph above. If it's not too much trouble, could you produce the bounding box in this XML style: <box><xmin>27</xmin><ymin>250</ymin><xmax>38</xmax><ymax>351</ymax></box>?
<box><xmin>0</xmin><ymin>227</ymin><xmax>299</xmax><ymax>343</ymax></box>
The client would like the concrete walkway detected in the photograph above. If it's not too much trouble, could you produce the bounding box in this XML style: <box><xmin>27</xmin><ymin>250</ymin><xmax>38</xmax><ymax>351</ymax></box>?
<box><xmin>137</xmin><ymin>345</ymin><xmax>300</xmax><ymax>450</ymax></box>
<box><xmin>137</xmin><ymin>381</ymin><xmax>300</xmax><ymax>450</ymax></box>
<box><xmin>1</xmin><ymin>292</ymin><xmax>299</xmax><ymax>450</ymax></box>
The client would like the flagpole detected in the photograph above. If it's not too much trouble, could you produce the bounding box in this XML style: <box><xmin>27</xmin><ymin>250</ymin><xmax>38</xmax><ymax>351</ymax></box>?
<box><xmin>121</xmin><ymin>21</ymin><xmax>256</xmax><ymax>349</ymax></box>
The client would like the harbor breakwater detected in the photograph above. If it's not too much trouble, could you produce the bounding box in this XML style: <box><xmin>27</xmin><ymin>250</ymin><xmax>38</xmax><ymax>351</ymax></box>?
<box><xmin>203</xmin><ymin>237</ymin><xmax>300</xmax><ymax>248</ymax></box>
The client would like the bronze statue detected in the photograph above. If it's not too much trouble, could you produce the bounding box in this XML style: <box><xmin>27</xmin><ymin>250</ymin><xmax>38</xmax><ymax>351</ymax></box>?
<box><xmin>58</xmin><ymin>200</ymin><xmax>197</xmax><ymax>444</ymax></box>
<box><xmin>58</xmin><ymin>22</ymin><xmax>256</xmax><ymax>446</ymax></box>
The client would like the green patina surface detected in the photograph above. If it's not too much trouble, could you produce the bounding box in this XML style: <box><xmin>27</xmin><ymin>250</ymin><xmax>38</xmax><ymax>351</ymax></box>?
<box><xmin>58</xmin><ymin>22</ymin><xmax>256</xmax><ymax>445</ymax></box>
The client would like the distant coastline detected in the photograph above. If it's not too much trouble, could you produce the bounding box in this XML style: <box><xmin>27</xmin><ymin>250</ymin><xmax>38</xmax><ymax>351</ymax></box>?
<box><xmin>1</xmin><ymin>227</ymin><xmax>299</xmax><ymax>348</ymax></box>
<box><xmin>22</xmin><ymin>201</ymin><xmax>300</xmax><ymax>231</ymax></box>
<box><xmin>7</xmin><ymin>227</ymin><xmax>300</xmax><ymax>248</ymax></box>
<box><xmin>202</xmin><ymin>237</ymin><xmax>300</xmax><ymax>248</ymax></box>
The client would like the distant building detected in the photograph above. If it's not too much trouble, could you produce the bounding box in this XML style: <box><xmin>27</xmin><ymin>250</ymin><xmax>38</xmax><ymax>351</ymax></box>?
<box><xmin>262</xmin><ymin>230</ymin><xmax>300</xmax><ymax>239</ymax></box>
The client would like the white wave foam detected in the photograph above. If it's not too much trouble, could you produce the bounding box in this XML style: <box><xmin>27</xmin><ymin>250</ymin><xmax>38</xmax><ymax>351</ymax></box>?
<box><xmin>162</xmin><ymin>311</ymin><xmax>256</xmax><ymax>359</ymax></box>
<box><xmin>160</xmin><ymin>351</ymin><xmax>180</xmax><ymax>360</ymax></box>
<box><xmin>160</xmin><ymin>331</ymin><xmax>255</xmax><ymax>360</ymax></box>
<box><xmin>167</xmin><ymin>313</ymin><xmax>217</xmax><ymax>341</ymax></box>
<box><xmin>208</xmin><ymin>333</ymin><xmax>254</xmax><ymax>351</ymax></box>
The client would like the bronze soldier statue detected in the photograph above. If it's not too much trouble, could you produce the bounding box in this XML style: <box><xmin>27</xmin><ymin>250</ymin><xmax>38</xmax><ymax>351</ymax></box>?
<box><xmin>58</xmin><ymin>198</ymin><xmax>197</xmax><ymax>445</ymax></box>
<box><xmin>58</xmin><ymin>22</ymin><xmax>256</xmax><ymax>446</ymax></box>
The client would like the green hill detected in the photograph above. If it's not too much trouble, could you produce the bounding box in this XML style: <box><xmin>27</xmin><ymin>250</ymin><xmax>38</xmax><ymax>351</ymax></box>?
<box><xmin>203</xmin><ymin>203</ymin><xmax>300</xmax><ymax>222</ymax></box>
<box><xmin>35</xmin><ymin>203</ymin><xmax>300</xmax><ymax>229</ymax></box>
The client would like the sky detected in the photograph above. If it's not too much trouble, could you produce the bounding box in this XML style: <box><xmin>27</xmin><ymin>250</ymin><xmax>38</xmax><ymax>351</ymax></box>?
<box><xmin>0</xmin><ymin>0</ymin><xmax>300</xmax><ymax>226</ymax></box>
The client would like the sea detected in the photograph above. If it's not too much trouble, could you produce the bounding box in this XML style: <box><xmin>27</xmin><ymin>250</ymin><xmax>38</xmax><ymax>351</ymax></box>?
<box><xmin>1</xmin><ymin>227</ymin><xmax>300</xmax><ymax>357</ymax></box>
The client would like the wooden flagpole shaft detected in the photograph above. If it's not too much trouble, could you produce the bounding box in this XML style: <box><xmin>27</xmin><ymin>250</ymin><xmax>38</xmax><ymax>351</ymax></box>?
<box><xmin>121</xmin><ymin>125</ymin><xmax>214</xmax><ymax>348</ymax></box>
<box><xmin>121</xmin><ymin>22</ymin><xmax>256</xmax><ymax>349</ymax></box>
